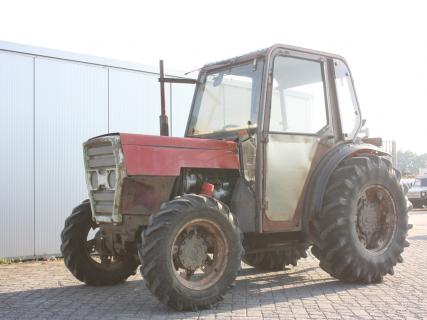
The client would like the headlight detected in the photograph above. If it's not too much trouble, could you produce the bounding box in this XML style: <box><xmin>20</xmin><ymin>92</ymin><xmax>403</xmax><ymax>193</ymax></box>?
<box><xmin>108</xmin><ymin>170</ymin><xmax>117</xmax><ymax>189</ymax></box>
<box><xmin>89</xmin><ymin>169</ymin><xmax>116</xmax><ymax>190</ymax></box>
<box><xmin>90</xmin><ymin>171</ymin><xmax>98</xmax><ymax>190</ymax></box>
<box><xmin>421</xmin><ymin>191</ymin><xmax>427</xmax><ymax>198</ymax></box>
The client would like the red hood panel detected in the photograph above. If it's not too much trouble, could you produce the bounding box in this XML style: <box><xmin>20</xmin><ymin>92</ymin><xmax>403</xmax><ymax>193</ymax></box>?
<box><xmin>120</xmin><ymin>133</ymin><xmax>239</xmax><ymax>176</ymax></box>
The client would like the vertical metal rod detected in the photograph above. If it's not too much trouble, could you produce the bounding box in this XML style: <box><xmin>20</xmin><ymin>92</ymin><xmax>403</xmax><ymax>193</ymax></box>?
<box><xmin>159</xmin><ymin>60</ymin><xmax>169</xmax><ymax>136</ymax></box>
<box><xmin>392</xmin><ymin>140</ymin><xmax>397</xmax><ymax>165</ymax></box>
<box><xmin>33</xmin><ymin>56</ymin><xmax>36</xmax><ymax>256</ymax></box>
<box><xmin>107</xmin><ymin>68</ymin><xmax>110</xmax><ymax>133</ymax></box>
<box><xmin>169</xmin><ymin>83</ymin><xmax>173</xmax><ymax>136</ymax></box>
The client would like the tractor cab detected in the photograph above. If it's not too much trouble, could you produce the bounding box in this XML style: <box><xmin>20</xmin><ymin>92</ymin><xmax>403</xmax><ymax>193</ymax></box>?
<box><xmin>187</xmin><ymin>45</ymin><xmax>361</xmax><ymax>141</ymax></box>
<box><xmin>186</xmin><ymin>44</ymin><xmax>363</xmax><ymax>232</ymax></box>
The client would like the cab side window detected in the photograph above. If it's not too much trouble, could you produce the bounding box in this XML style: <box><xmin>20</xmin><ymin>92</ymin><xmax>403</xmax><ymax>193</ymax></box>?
<box><xmin>270</xmin><ymin>56</ymin><xmax>328</xmax><ymax>134</ymax></box>
<box><xmin>334</xmin><ymin>59</ymin><xmax>360</xmax><ymax>139</ymax></box>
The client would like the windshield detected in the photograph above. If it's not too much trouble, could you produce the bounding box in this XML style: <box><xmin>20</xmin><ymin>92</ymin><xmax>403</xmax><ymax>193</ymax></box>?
<box><xmin>414</xmin><ymin>178</ymin><xmax>427</xmax><ymax>187</ymax></box>
<box><xmin>187</xmin><ymin>60</ymin><xmax>264</xmax><ymax>136</ymax></box>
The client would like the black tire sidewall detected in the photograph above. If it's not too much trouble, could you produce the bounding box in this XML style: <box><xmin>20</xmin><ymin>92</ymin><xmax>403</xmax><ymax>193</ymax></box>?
<box><xmin>344</xmin><ymin>168</ymin><xmax>407</xmax><ymax>264</ymax></box>
<box><xmin>61</xmin><ymin>202</ymin><xmax>138</xmax><ymax>285</ymax></box>
<box><xmin>313</xmin><ymin>156</ymin><xmax>409</xmax><ymax>282</ymax></box>
<box><xmin>152</xmin><ymin>207</ymin><xmax>241</xmax><ymax>302</ymax></box>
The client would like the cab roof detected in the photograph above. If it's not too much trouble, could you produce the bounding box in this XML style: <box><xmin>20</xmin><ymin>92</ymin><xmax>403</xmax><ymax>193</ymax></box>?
<box><xmin>203</xmin><ymin>44</ymin><xmax>346</xmax><ymax>71</ymax></box>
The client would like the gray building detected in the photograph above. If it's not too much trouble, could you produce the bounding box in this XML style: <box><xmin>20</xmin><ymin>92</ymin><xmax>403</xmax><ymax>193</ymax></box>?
<box><xmin>0</xmin><ymin>41</ymin><xmax>195</xmax><ymax>258</ymax></box>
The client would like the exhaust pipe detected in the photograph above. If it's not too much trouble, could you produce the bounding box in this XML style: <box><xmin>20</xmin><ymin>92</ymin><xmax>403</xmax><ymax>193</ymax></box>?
<box><xmin>158</xmin><ymin>60</ymin><xmax>197</xmax><ymax>136</ymax></box>
<box><xmin>159</xmin><ymin>60</ymin><xmax>169</xmax><ymax>136</ymax></box>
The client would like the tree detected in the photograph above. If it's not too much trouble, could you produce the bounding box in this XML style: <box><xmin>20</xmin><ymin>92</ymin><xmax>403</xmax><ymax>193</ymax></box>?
<box><xmin>397</xmin><ymin>150</ymin><xmax>427</xmax><ymax>175</ymax></box>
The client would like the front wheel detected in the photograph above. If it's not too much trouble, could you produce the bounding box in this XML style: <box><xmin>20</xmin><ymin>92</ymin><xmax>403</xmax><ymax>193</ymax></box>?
<box><xmin>61</xmin><ymin>201</ymin><xmax>138</xmax><ymax>286</ymax></box>
<box><xmin>311</xmin><ymin>156</ymin><xmax>410</xmax><ymax>283</ymax></box>
<box><xmin>139</xmin><ymin>194</ymin><xmax>243</xmax><ymax>311</ymax></box>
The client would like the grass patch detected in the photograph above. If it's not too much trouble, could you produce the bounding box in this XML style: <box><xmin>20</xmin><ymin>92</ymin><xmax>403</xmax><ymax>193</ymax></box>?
<box><xmin>0</xmin><ymin>257</ymin><xmax>12</xmax><ymax>265</ymax></box>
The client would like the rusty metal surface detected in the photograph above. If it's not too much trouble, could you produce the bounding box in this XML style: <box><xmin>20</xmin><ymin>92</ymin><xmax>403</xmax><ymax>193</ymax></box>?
<box><xmin>264</xmin><ymin>134</ymin><xmax>319</xmax><ymax>222</ymax></box>
<box><xmin>356</xmin><ymin>185</ymin><xmax>397</xmax><ymax>252</ymax></box>
<box><xmin>202</xmin><ymin>44</ymin><xmax>348</xmax><ymax>73</ymax></box>
<box><xmin>362</xmin><ymin>137</ymin><xmax>383</xmax><ymax>147</ymax></box>
<box><xmin>120</xmin><ymin>133</ymin><xmax>239</xmax><ymax>176</ymax></box>
<box><xmin>119</xmin><ymin>176</ymin><xmax>176</xmax><ymax>215</ymax></box>
<box><xmin>84</xmin><ymin>136</ymin><xmax>179</xmax><ymax>222</ymax></box>
<box><xmin>159</xmin><ymin>60</ymin><xmax>169</xmax><ymax>136</ymax></box>
<box><xmin>256</xmin><ymin>47</ymin><xmax>338</xmax><ymax>233</ymax></box>
<box><xmin>263</xmin><ymin>140</ymin><xmax>332</xmax><ymax>232</ymax></box>
<box><xmin>83</xmin><ymin>133</ymin><xmax>239</xmax><ymax>223</ymax></box>
<box><xmin>171</xmin><ymin>218</ymin><xmax>229</xmax><ymax>291</ymax></box>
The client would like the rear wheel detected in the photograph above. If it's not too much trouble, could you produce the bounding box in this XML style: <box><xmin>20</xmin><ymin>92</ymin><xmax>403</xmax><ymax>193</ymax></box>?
<box><xmin>139</xmin><ymin>194</ymin><xmax>243</xmax><ymax>311</ymax></box>
<box><xmin>243</xmin><ymin>242</ymin><xmax>308</xmax><ymax>271</ymax></box>
<box><xmin>61</xmin><ymin>201</ymin><xmax>138</xmax><ymax>286</ymax></box>
<box><xmin>311</xmin><ymin>156</ymin><xmax>410</xmax><ymax>283</ymax></box>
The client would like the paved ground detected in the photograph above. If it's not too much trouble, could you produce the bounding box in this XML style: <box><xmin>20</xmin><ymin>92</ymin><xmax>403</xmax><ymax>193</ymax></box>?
<box><xmin>1</xmin><ymin>210</ymin><xmax>426</xmax><ymax>320</ymax></box>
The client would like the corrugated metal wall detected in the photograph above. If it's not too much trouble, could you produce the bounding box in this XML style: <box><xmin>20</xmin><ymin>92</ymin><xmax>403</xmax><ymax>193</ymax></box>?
<box><xmin>0</xmin><ymin>52</ymin><xmax>34</xmax><ymax>258</ymax></box>
<box><xmin>0</xmin><ymin>46</ymin><xmax>194</xmax><ymax>258</ymax></box>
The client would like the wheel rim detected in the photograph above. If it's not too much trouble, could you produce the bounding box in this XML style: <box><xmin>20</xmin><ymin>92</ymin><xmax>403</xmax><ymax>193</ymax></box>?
<box><xmin>170</xmin><ymin>218</ymin><xmax>229</xmax><ymax>290</ymax></box>
<box><xmin>356</xmin><ymin>185</ymin><xmax>397</xmax><ymax>253</ymax></box>
<box><xmin>84</xmin><ymin>227</ymin><xmax>124</xmax><ymax>269</ymax></box>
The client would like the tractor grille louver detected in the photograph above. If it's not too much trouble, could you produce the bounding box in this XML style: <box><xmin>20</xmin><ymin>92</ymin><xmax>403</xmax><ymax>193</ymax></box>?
<box><xmin>84</xmin><ymin>140</ymin><xmax>119</xmax><ymax>222</ymax></box>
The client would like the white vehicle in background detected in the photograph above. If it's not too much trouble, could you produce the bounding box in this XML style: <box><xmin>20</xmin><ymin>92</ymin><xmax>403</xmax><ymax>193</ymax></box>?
<box><xmin>401</xmin><ymin>178</ymin><xmax>415</xmax><ymax>191</ymax></box>
<box><xmin>408</xmin><ymin>176</ymin><xmax>427</xmax><ymax>208</ymax></box>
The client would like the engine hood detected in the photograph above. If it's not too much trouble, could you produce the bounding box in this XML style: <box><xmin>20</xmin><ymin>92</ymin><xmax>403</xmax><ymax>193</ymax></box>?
<box><xmin>119</xmin><ymin>133</ymin><xmax>239</xmax><ymax>176</ymax></box>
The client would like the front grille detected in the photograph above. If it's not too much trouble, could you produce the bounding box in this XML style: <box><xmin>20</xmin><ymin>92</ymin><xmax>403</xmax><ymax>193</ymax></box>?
<box><xmin>84</xmin><ymin>138</ymin><xmax>121</xmax><ymax>223</ymax></box>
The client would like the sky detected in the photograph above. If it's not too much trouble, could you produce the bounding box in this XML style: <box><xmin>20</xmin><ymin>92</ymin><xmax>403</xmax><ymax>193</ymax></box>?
<box><xmin>1</xmin><ymin>0</ymin><xmax>426</xmax><ymax>153</ymax></box>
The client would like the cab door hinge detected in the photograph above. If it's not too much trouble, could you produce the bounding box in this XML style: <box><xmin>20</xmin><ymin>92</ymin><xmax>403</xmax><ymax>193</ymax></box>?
<box><xmin>262</xmin><ymin>199</ymin><xmax>269</xmax><ymax>210</ymax></box>
<box><xmin>260</xmin><ymin>135</ymin><xmax>269</xmax><ymax>143</ymax></box>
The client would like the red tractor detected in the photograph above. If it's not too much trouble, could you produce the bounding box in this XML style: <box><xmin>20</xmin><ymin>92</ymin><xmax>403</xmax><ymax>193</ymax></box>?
<box><xmin>61</xmin><ymin>44</ymin><xmax>410</xmax><ymax>311</ymax></box>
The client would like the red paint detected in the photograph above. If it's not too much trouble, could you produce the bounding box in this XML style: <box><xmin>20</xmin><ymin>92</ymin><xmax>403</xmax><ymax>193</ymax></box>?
<box><xmin>120</xmin><ymin>133</ymin><xmax>239</xmax><ymax>176</ymax></box>
<box><xmin>201</xmin><ymin>182</ymin><xmax>215</xmax><ymax>196</ymax></box>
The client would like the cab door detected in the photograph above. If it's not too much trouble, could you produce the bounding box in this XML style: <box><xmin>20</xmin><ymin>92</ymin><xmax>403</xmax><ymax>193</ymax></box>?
<box><xmin>262</xmin><ymin>53</ymin><xmax>334</xmax><ymax>232</ymax></box>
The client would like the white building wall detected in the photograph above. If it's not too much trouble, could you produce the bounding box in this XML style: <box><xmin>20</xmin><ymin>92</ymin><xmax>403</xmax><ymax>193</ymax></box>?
<box><xmin>170</xmin><ymin>84</ymin><xmax>194</xmax><ymax>136</ymax></box>
<box><xmin>0</xmin><ymin>42</ymin><xmax>195</xmax><ymax>258</ymax></box>
<box><xmin>108</xmin><ymin>68</ymin><xmax>165</xmax><ymax>135</ymax></box>
<box><xmin>0</xmin><ymin>52</ymin><xmax>35</xmax><ymax>257</ymax></box>
<box><xmin>34</xmin><ymin>58</ymin><xmax>109</xmax><ymax>255</ymax></box>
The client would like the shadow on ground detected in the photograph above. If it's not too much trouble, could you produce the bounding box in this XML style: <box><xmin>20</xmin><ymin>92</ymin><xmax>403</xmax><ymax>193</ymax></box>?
<box><xmin>408</xmin><ymin>235</ymin><xmax>427</xmax><ymax>241</ymax></box>
<box><xmin>0</xmin><ymin>265</ymin><xmax>364</xmax><ymax>319</ymax></box>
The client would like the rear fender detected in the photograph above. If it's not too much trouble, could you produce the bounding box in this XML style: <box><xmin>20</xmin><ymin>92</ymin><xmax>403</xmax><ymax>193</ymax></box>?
<box><xmin>302</xmin><ymin>143</ymin><xmax>389</xmax><ymax>240</ymax></box>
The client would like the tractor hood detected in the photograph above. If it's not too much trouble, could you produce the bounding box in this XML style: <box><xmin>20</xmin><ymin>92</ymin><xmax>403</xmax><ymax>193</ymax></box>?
<box><xmin>120</xmin><ymin>133</ymin><xmax>239</xmax><ymax>176</ymax></box>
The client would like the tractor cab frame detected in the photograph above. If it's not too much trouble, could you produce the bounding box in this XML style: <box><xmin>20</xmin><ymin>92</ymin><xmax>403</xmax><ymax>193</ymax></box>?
<box><xmin>185</xmin><ymin>44</ymin><xmax>363</xmax><ymax>233</ymax></box>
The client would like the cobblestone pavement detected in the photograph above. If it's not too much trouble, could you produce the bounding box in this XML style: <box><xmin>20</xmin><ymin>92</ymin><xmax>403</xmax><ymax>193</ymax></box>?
<box><xmin>1</xmin><ymin>210</ymin><xmax>426</xmax><ymax>320</ymax></box>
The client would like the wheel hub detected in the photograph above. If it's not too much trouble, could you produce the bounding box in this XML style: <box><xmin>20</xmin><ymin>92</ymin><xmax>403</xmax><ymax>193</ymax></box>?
<box><xmin>178</xmin><ymin>233</ymin><xmax>208</xmax><ymax>271</ymax></box>
<box><xmin>171</xmin><ymin>218</ymin><xmax>229</xmax><ymax>291</ymax></box>
<box><xmin>358</xmin><ymin>199</ymin><xmax>379</xmax><ymax>240</ymax></box>
<box><xmin>356</xmin><ymin>186</ymin><xmax>396</xmax><ymax>252</ymax></box>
